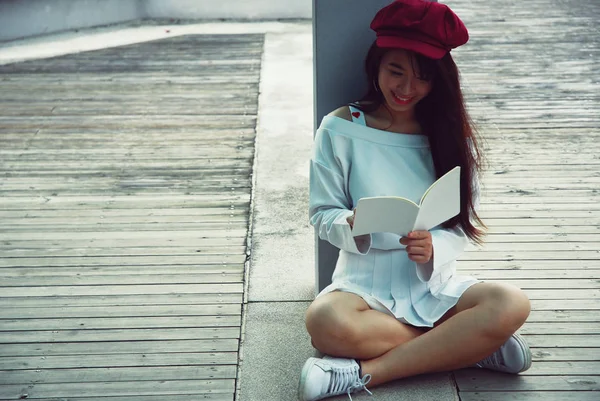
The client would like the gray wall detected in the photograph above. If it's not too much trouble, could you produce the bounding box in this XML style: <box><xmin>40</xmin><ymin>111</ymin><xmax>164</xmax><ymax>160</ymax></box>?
<box><xmin>312</xmin><ymin>0</ymin><xmax>439</xmax><ymax>293</ymax></box>
<box><xmin>145</xmin><ymin>0</ymin><xmax>311</xmax><ymax>20</ymax></box>
<box><xmin>0</xmin><ymin>0</ymin><xmax>313</xmax><ymax>42</ymax></box>
<box><xmin>312</xmin><ymin>0</ymin><xmax>393</xmax><ymax>293</ymax></box>
<box><xmin>0</xmin><ymin>0</ymin><xmax>143</xmax><ymax>41</ymax></box>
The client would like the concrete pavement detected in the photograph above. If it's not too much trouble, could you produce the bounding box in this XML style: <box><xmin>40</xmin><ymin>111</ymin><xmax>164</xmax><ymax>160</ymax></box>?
<box><xmin>237</xmin><ymin>23</ymin><xmax>459</xmax><ymax>401</ymax></box>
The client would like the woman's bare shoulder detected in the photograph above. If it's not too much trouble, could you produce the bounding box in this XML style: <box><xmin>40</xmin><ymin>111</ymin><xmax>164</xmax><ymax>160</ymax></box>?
<box><xmin>327</xmin><ymin>105</ymin><xmax>352</xmax><ymax>121</ymax></box>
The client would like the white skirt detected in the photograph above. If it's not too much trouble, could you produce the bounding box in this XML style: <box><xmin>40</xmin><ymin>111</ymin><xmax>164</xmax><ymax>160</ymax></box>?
<box><xmin>317</xmin><ymin>248</ymin><xmax>481</xmax><ymax>328</ymax></box>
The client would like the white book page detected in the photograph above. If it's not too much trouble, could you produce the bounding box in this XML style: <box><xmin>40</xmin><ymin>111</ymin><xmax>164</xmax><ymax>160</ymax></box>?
<box><xmin>413</xmin><ymin>166</ymin><xmax>461</xmax><ymax>231</ymax></box>
<box><xmin>352</xmin><ymin>197</ymin><xmax>420</xmax><ymax>236</ymax></box>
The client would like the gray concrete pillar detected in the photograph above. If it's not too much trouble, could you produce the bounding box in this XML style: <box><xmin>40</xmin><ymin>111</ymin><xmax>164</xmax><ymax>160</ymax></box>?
<box><xmin>312</xmin><ymin>0</ymin><xmax>438</xmax><ymax>294</ymax></box>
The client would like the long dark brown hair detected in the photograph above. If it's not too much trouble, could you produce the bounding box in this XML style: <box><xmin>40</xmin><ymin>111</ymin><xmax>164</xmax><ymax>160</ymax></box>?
<box><xmin>352</xmin><ymin>42</ymin><xmax>487</xmax><ymax>244</ymax></box>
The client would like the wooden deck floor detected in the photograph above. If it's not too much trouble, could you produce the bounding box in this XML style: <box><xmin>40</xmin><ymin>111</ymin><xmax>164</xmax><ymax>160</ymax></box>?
<box><xmin>450</xmin><ymin>0</ymin><xmax>600</xmax><ymax>399</ymax></box>
<box><xmin>0</xmin><ymin>34</ymin><xmax>262</xmax><ymax>400</ymax></box>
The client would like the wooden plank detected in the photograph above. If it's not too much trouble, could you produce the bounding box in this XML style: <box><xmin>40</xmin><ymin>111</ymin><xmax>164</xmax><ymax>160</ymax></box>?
<box><xmin>0</xmin><ymin>339</ymin><xmax>239</xmax><ymax>356</ymax></box>
<box><xmin>0</xmin><ymin>60</ymin><xmax>261</xmax><ymax>73</ymax></box>
<box><xmin>0</xmin><ymin>145</ymin><xmax>255</xmax><ymax>154</ymax></box>
<box><xmin>532</xmin><ymin>348</ymin><xmax>600</xmax><ymax>362</ymax></box>
<box><xmin>482</xmin><ymin>168</ymin><xmax>600</xmax><ymax>175</ymax></box>
<box><xmin>0</xmin><ymin>184</ymin><xmax>253</xmax><ymax>194</ymax></box>
<box><xmin>528</xmin><ymin>300</ymin><xmax>599</xmax><ymax>310</ymax></box>
<box><xmin>478</xmin><ymin>218</ymin><xmax>600</xmax><ymax>226</ymax></box>
<box><xmin>0</xmin><ymin>237</ymin><xmax>248</xmax><ymax>249</ymax></box>
<box><xmin>0</xmin><ymin>192</ymin><xmax>251</xmax><ymax>202</ymax></box>
<box><xmin>0</xmin><ymin>162</ymin><xmax>253</xmax><ymax>172</ymax></box>
<box><xmin>0</xmin><ymin>365</ymin><xmax>237</xmax><ymax>384</ymax></box>
<box><xmin>441</xmin><ymin>278</ymin><xmax>600</xmax><ymax>289</ymax></box>
<box><xmin>0</xmin><ymin>105</ymin><xmax>259</xmax><ymax>117</ymax></box>
<box><xmin>0</xmin><ymin>135</ymin><xmax>256</xmax><ymax>147</ymax></box>
<box><xmin>0</xmin><ymin>88</ymin><xmax>259</xmax><ymax>99</ymax></box>
<box><xmin>460</xmin><ymin>252</ymin><xmax>600</xmax><ymax>261</ymax></box>
<box><xmin>1</xmin><ymin>352</ymin><xmax>238</xmax><ymax>369</ymax></box>
<box><xmin>0</xmin><ymin>206</ymin><xmax>252</xmax><ymax>219</ymax></box>
<box><xmin>521</xmin><ymin>335</ymin><xmax>600</xmax><ymax>348</ymax></box>
<box><xmin>0</xmin><ymin>273</ymin><xmax>244</xmax><ymax>287</ymax></box>
<box><xmin>0</xmin><ymin>380</ymin><xmax>235</xmax><ymax>398</ymax></box>
<box><xmin>454</xmin><ymin>371</ymin><xmax>600</xmax><ymax>391</ymax></box>
<box><xmin>467</xmin><ymin>270</ymin><xmax>600</xmax><ymax>280</ymax></box>
<box><xmin>0</xmin><ymin>396</ymin><xmax>233</xmax><ymax>401</ymax></box>
<box><xmin>484</xmin><ymin>227</ymin><xmax>600</xmax><ymax>235</ymax></box>
<box><xmin>0</xmin><ymin>229</ymin><xmax>249</xmax><ymax>240</ymax></box>
<box><xmin>0</xmin><ymin>178</ymin><xmax>253</xmax><ymax>189</ymax></box>
<box><xmin>519</xmin><ymin>323</ymin><xmax>600</xmax><ymax>335</ymax></box>
<box><xmin>480</xmin><ymin>177</ymin><xmax>600</xmax><ymax>184</ymax></box>
<box><xmin>1</xmin><ymin>245</ymin><xmax>247</xmax><ymax>258</ymax></box>
<box><xmin>0</xmin><ymin>265</ymin><xmax>245</xmax><ymax>276</ymax></box>
<box><xmin>482</xmin><ymin>234</ymin><xmax>600</xmax><ymax>243</ymax></box>
<box><xmin>1</xmin><ymin>127</ymin><xmax>254</xmax><ymax>141</ymax></box>
<box><xmin>458</xmin><ymin>260</ymin><xmax>600</xmax><ymax>270</ymax></box>
<box><xmin>0</xmin><ymin>207</ymin><xmax>248</xmax><ymax>219</ymax></box>
<box><xmin>479</xmin><ymin>204</ymin><xmax>600</xmax><ymax>212</ymax></box>
<box><xmin>0</xmin><ymin>304</ymin><xmax>241</xmax><ymax>319</ymax></box>
<box><xmin>1</xmin><ymin>242</ymin><xmax>248</xmax><ymax>255</ymax></box>
<box><xmin>0</xmin><ymin>327</ymin><xmax>241</xmax><ymax>343</ymax></box>
<box><xmin>479</xmin><ymin>211</ymin><xmax>600</xmax><ymax>218</ymax></box>
<box><xmin>0</xmin><ymin>222</ymin><xmax>250</xmax><ymax>232</ymax></box>
<box><xmin>0</xmin><ymin>115</ymin><xmax>257</xmax><ymax>129</ymax></box>
<box><xmin>459</xmin><ymin>391</ymin><xmax>600</xmax><ymax>401</ymax></box>
<box><xmin>0</xmin><ymin>254</ymin><xmax>247</xmax><ymax>267</ymax></box>
<box><xmin>471</xmin><ymin>242</ymin><xmax>600</xmax><ymax>251</ymax></box>
<box><xmin>0</xmin><ymin>315</ymin><xmax>242</xmax><ymax>331</ymax></box>
<box><xmin>527</xmin><ymin>311</ymin><xmax>600</xmax><ymax>323</ymax></box>
<box><xmin>0</xmin><ymin>283</ymin><xmax>243</xmax><ymax>297</ymax></box>
<box><xmin>0</xmin><ymin>293</ymin><xmax>243</xmax><ymax>307</ymax></box>
<box><xmin>522</xmin><ymin>362</ymin><xmax>600</xmax><ymax>376</ymax></box>
<box><xmin>0</xmin><ymin>86</ymin><xmax>259</xmax><ymax>98</ymax></box>
<box><xmin>520</xmin><ymin>289</ymin><xmax>599</xmax><ymax>300</ymax></box>
<box><xmin>0</xmin><ymin>396</ymin><xmax>235</xmax><ymax>401</ymax></box>
<box><xmin>0</xmin><ymin>73</ymin><xmax>257</xmax><ymax>84</ymax></box>
<box><xmin>481</xmin><ymin>197</ymin><xmax>600</xmax><ymax>207</ymax></box>
<box><xmin>0</xmin><ymin>149</ymin><xmax>256</xmax><ymax>162</ymax></box>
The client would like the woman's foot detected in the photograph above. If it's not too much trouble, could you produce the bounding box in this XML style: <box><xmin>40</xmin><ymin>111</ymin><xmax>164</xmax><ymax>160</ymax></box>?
<box><xmin>298</xmin><ymin>356</ymin><xmax>372</xmax><ymax>401</ymax></box>
<box><xmin>473</xmin><ymin>333</ymin><xmax>532</xmax><ymax>373</ymax></box>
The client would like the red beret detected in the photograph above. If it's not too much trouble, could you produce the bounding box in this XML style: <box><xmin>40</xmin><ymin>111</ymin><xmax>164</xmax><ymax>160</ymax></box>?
<box><xmin>370</xmin><ymin>0</ymin><xmax>469</xmax><ymax>59</ymax></box>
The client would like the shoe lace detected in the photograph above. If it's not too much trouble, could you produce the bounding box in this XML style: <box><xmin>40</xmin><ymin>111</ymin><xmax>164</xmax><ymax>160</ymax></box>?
<box><xmin>346</xmin><ymin>374</ymin><xmax>372</xmax><ymax>401</ymax></box>
<box><xmin>327</xmin><ymin>365</ymin><xmax>372</xmax><ymax>401</ymax></box>
<box><xmin>476</xmin><ymin>350</ymin><xmax>505</xmax><ymax>369</ymax></box>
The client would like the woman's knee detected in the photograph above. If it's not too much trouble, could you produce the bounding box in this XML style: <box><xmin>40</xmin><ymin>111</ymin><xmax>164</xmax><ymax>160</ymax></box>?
<box><xmin>305</xmin><ymin>297</ymin><xmax>362</xmax><ymax>347</ymax></box>
<box><xmin>482</xmin><ymin>283</ymin><xmax>531</xmax><ymax>334</ymax></box>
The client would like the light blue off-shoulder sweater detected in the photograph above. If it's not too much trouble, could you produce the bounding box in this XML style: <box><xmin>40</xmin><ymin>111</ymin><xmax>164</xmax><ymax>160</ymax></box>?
<box><xmin>309</xmin><ymin>109</ymin><xmax>480</xmax><ymax>327</ymax></box>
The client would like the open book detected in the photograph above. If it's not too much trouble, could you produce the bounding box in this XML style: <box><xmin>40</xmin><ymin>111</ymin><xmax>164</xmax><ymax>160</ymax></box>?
<box><xmin>351</xmin><ymin>166</ymin><xmax>461</xmax><ymax>237</ymax></box>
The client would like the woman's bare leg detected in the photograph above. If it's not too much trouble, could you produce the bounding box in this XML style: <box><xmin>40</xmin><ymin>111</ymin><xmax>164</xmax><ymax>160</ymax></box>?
<box><xmin>361</xmin><ymin>282</ymin><xmax>531</xmax><ymax>386</ymax></box>
<box><xmin>305</xmin><ymin>291</ymin><xmax>425</xmax><ymax>360</ymax></box>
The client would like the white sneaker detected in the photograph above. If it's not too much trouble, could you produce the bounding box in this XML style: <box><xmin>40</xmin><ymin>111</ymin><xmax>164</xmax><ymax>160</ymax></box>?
<box><xmin>473</xmin><ymin>333</ymin><xmax>532</xmax><ymax>374</ymax></box>
<box><xmin>298</xmin><ymin>356</ymin><xmax>372</xmax><ymax>401</ymax></box>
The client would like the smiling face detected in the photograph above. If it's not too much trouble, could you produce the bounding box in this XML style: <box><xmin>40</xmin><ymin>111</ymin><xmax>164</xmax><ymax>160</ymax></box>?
<box><xmin>377</xmin><ymin>49</ymin><xmax>433</xmax><ymax>116</ymax></box>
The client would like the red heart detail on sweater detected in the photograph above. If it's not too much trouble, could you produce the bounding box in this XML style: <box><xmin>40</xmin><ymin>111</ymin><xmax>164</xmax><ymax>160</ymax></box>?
<box><xmin>352</xmin><ymin>112</ymin><xmax>361</xmax><ymax>118</ymax></box>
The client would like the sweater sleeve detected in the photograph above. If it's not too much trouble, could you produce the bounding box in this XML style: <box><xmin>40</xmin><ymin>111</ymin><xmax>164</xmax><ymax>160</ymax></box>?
<box><xmin>309</xmin><ymin>129</ymin><xmax>372</xmax><ymax>255</ymax></box>
<box><xmin>415</xmin><ymin>226</ymin><xmax>469</xmax><ymax>283</ymax></box>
